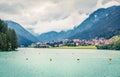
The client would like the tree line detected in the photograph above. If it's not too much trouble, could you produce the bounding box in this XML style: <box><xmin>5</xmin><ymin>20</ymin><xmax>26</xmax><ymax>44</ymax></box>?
<box><xmin>0</xmin><ymin>19</ymin><xmax>18</xmax><ymax>51</ymax></box>
<box><xmin>96</xmin><ymin>39</ymin><xmax>120</xmax><ymax>50</ymax></box>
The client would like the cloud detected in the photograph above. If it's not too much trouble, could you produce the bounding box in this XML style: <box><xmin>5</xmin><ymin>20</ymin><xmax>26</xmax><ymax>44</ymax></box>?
<box><xmin>94</xmin><ymin>0</ymin><xmax>120</xmax><ymax>10</ymax></box>
<box><xmin>32</xmin><ymin>12</ymin><xmax>88</xmax><ymax>34</ymax></box>
<box><xmin>0</xmin><ymin>0</ymin><xmax>119</xmax><ymax>35</ymax></box>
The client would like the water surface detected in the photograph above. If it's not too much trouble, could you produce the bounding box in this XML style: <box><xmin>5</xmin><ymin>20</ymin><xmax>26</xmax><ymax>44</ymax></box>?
<box><xmin>0</xmin><ymin>48</ymin><xmax>120</xmax><ymax>77</ymax></box>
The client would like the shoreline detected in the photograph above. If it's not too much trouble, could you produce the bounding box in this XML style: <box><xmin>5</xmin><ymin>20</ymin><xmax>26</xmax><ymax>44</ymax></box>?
<box><xmin>34</xmin><ymin>46</ymin><xmax>97</xmax><ymax>49</ymax></box>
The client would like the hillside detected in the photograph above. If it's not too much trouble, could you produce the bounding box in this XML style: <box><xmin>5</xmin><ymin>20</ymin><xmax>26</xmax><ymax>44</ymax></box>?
<box><xmin>5</xmin><ymin>20</ymin><xmax>38</xmax><ymax>46</ymax></box>
<box><xmin>70</xmin><ymin>6</ymin><xmax>120</xmax><ymax>39</ymax></box>
<box><xmin>38</xmin><ymin>6</ymin><xmax>120</xmax><ymax>42</ymax></box>
<box><xmin>96</xmin><ymin>35</ymin><xmax>120</xmax><ymax>50</ymax></box>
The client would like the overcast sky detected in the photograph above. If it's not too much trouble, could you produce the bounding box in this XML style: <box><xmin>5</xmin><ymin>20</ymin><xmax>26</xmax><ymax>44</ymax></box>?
<box><xmin>0</xmin><ymin>0</ymin><xmax>120</xmax><ymax>35</ymax></box>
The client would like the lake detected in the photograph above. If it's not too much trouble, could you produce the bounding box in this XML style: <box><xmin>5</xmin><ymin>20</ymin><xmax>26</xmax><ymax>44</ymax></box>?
<box><xmin>0</xmin><ymin>48</ymin><xmax>120</xmax><ymax>77</ymax></box>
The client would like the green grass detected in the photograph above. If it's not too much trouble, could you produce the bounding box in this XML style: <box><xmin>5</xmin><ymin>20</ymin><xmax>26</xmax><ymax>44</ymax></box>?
<box><xmin>111</xmin><ymin>35</ymin><xmax>120</xmax><ymax>40</ymax></box>
<box><xmin>51</xmin><ymin>46</ymin><xmax>96</xmax><ymax>49</ymax></box>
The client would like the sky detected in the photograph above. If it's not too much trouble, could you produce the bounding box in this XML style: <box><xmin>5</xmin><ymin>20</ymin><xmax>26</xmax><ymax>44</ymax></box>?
<box><xmin>0</xmin><ymin>0</ymin><xmax>120</xmax><ymax>35</ymax></box>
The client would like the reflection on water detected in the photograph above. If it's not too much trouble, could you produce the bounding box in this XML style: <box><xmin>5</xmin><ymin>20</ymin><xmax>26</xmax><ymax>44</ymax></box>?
<box><xmin>0</xmin><ymin>48</ymin><xmax>120</xmax><ymax>77</ymax></box>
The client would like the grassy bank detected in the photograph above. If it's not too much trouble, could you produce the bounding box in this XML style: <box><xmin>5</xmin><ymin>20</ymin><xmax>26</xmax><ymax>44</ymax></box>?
<box><xmin>51</xmin><ymin>46</ymin><xmax>96</xmax><ymax>49</ymax></box>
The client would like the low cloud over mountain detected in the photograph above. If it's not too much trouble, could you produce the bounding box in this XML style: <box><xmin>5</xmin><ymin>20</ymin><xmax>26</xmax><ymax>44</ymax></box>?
<box><xmin>0</xmin><ymin>0</ymin><xmax>119</xmax><ymax>34</ymax></box>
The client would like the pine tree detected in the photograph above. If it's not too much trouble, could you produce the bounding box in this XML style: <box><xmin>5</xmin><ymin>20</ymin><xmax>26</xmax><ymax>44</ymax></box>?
<box><xmin>0</xmin><ymin>19</ymin><xmax>18</xmax><ymax>51</ymax></box>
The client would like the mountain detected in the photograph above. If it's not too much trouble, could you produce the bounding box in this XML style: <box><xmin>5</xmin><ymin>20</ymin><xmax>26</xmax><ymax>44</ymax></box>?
<box><xmin>37</xmin><ymin>30</ymin><xmax>72</xmax><ymax>42</ymax></box>
<box><xmin>38</xmin><ymin>6</ymin><xmax>120</xmax><ymax>42</ymax></box>
<box><xmin>5</xmin><ymin>20</ymin><xmax>38</xmax><ymax>46</ymax></box>
<box><xmin>38</xmin><ymin>31</ymin><xmax>58</xmax><ymax>42</ymax></box>
<box><xmin>69</xmin><ymin>5</ymin><xmax>120</xmax><ymax>39</ymax></box>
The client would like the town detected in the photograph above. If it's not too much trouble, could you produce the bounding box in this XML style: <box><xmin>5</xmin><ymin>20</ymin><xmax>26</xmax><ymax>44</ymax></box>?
<box><xmin>30</xmin><ymin>38</ymin><xmax>114</xmax><ymax>48</ymax></box>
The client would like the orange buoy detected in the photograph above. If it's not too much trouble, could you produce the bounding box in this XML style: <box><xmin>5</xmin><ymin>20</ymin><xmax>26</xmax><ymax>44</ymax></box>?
<box><xmin>109</xmin><ymin>57</ymin><xmax>112</xmax><ymax>61</ymax></box>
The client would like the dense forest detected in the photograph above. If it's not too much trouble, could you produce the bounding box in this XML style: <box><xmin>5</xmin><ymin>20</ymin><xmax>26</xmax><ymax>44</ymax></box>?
<box><xmin>0</xmin><ymin>19</ymin><xmax>18</xmax><ymax>51</ymax></box>
<box><xmin>96</xmin><ymin>39</ymin><xmax>120</xmax><ymax>50</ymax></box>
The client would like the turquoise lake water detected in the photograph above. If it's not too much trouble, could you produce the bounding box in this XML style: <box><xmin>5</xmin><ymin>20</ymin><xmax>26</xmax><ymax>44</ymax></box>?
<box><xmin>0</xmin><ymin>48</ymin><xmax>120</xmax><ymax>77</ymax></box>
